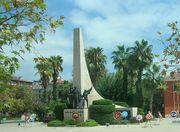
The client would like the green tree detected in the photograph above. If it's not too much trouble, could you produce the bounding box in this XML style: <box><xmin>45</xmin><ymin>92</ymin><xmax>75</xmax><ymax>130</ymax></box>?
<box><xmin>96</xmin><ymin>72</ymin><xmax>123</xmax><ymax>101</ymax></box>
<box><xmin>57</xmin><ymin>80</ymin><xmax>72</xmax><ymax>103</ymax></box>
<box><xmin>112</xmin><ymin>45</ymin><xmax>130</xmax><ymax>101</ymax></box>
<box><xmin>132</xmin><ymin>40</ymin><xmax>153</xmax><ymax>107</ymax></box>
<box><xmin>0</xmin><ymin>85</ymin><xmax>15</xmax><ymax>112</ymax></box>
<box><xmin>10</xmin><ymin>85</ymin><xmax>35</xmax><ymax>116</ymax></box>
<box><xmin>0</xmin><ymin>0</ymin><xmax>63</xmax><ymax>55</ymax></box>
<box><xmin>85</xmin><ymin>47</ymin><xmax>107</xmax><ymax>86</ymax></box>
<box><xmin>158</xmin><ymin>22</ymin><xmax>180</xmax><ymax>67</ymax></box>
<box><xmin>126</xmin><ymin>54</ymin><xmax>137</xmax><ymax>106</ymax></box>
<box><xmin>0</xmin><ymin>0</ymin><xmax>64</xmax><ymax>83</ymax></box>
<box><xmin>15</xmin><ymin>86</ymin><xmax>35</xmax><ymax>113</ymax></box>
<box><xmin>0</xmin><ymin>55</ymin><xmax>19</xmax><ymax>89</ymax></box>
<box><xmin>0</xmin><ymin>85</ymin><xmax>35</xmax><ymax>116</ymax></box>
<box><xmin>143</xmin><ymin>64</ymin><xmax>166</xmax><ymax>112</ymax></box>
<box><xmin>34</xmin><ymin>57</ymin><xmax>52</xmax><ymax>103</ymax></box>
<box><xmin>96</xmin><ymin>73</ymin><xmax>118</xmax><ymax>100</ymax></box>
<box><xmin>48</xmin><ymin>56</ymin><xmax>63</xmax><ymax>101</ymax></box>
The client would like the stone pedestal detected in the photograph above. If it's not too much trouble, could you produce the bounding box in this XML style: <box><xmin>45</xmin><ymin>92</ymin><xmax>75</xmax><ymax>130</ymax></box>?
<box><xmin>64</xmin><ymin>109</ymin><xmax>88</xmax><ymax>122</ymax></box>
<box><xmin>115</xmin><ymin>107</ymin><xmax>138</xmax><ymax>119</ymax></box>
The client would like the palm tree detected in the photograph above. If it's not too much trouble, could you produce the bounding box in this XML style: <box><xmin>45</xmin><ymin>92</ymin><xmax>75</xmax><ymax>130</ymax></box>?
<box><xmin>132</xmin><ymin>40</ymin><xmax>153</xmax><ymax>107</ymax></box>
<box><xmin>143</xmin><ymin>64</ymin><xmax>166</xmax><ymax>112</ymax></box>
<box><xmin>112</xmin><ymin>45</ymin><xmax>131</xmax><ymax>101</ymax></box>
<box><xmin>127</xmin><ymin>54</ymin><xmax>137</xmax><ymax>106</ymax></box>
<box><xmin>48</xmin><ymin>56</ymin><xmax>63</xmax><ymax>101</ymax></box>
<box><xmin>34</xmin><ymin>57</ymin><xmax>52</xmax><ymax>103</ymax></box>
<box><xmin>85</xmin><ymin>47</ymin><xmax>106</xmax><ymax>86</ymax></box>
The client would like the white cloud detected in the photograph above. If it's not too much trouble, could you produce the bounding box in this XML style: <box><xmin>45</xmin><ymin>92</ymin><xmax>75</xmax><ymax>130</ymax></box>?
<box><xmin>68</xmin><ymin>0</ymin><xmax>180</xmax><ymax>75</ymax></box>
<box><xmin>69</xmin><ymin>0</ymin><xmax>180</xmax><ymax>51</ymax></box>
<box><xmin>14</xmin><ymin>0</ymin><xmax>180</xmax><ymax>81</ymax></box>
<box><xmin>14</xmin><ymin>28</ymin><xmax>73</xmax><ymax>81</ymax></box>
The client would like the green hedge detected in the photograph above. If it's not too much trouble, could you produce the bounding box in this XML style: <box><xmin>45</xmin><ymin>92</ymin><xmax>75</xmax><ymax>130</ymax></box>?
<box><xmin>120</xmin><ymin>119</ymin><xmax>129</xmax><ymax>124</ymax></box>
<box><xmin>129</xmin><ymin>117</ymin><xmax>137</xmax><ymax>123</ymax></box>
<box><xmin>47</xmin><ymin>120</ymin><xmax>66</xmax><ymax>127</ymax></box>
<box><xmin>89</xmin><ymin>105</ymin><xmax>115</xmax><ymax>114</ymax></box>
<box><xmin>47</xmin><ymin>119</ymin><xmax>98</xmax><ymax>127</ymax></box>
<box><xmin>92</xmin><ymin>99</ymin><xmax>112</xmax><ymax>105</ymax></box>
<box><xmin>137</xmin><ymin>108</ymin><xmax>144</xmax><ymax>116</ymax></box>
<box><xmin>90</xmin><ymin>113</ymin><xmax>115</xmax><ymax>125</ymax></box>
<box><xmin>53</xmin><ymin>103</ymin><xmax>67</xmax><ymax>120</ymax></box>
<box><xmin>77</xmin><ymin>119</ymin><xmax>98</xmax><ymax>127</ymax></box>
<box><xmin>64</xmin><ymin>120</ymin><xmax>78</xmax><ymax>125</ymax></box>
<box><xmin>89</xmin><ymin>99</ymin><xmax>115</xmax><ymax>125</ymax></box>
<box><xmin>114</xmin><ymin>101</ymin><xmax>129</xmax><ymax>107</ymax></box>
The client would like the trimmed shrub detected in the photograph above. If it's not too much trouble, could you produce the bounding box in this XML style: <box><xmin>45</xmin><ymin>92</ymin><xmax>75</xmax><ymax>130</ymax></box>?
<box><xmin>120</xmin><ymin>119</ymin><xmax>129</xmax><ymax>124</ymax></box>
<box><xmin>53</xmin><ymin>103</ymin><xmax>67</xmax><ymax>120</ymax></box>
<box><xmin>64</xmin><ymin>120</ymin><xmax>78</xmax><ymax>125</ymax></box>
<box><xmin>114</xmin><ymin>101</ymin><xmax>129</xmax><ymax>107</ymax></box>
<box><xmin>90</xmin><ymin>113</ymin><xmax>114</xmax><ymax>125</ymax></box>
<box><xmin>47</xmin><ymin>119</ymin><xmax>98</xmax><ymax>127</ymax></box>
<box><xmin>137</xmin><ymin>108</ymin><xmax>144</xmax><ymax>116</ymax></box>
<box><xmin>92</xmin><ymin>99</ymin><xmax>112</xmax><ymax>105</ymax></box>
<box><xmin>129</xmin><ymin>117</ymin><xmax>137</xmax><ymax>124</ymax></box>
<box><xmin>77</xmin><ymin>119</ymin><xmax>98</xmax><ymax>127</ymax></box>
<box><xmin>110</xmin><ymin>119</ymin><xmax>121</xmax><ymax>124</ymax></box>
<box><xmin>89</xmin><ymin>105</ymin><xmax>115</xmax><ymax>114</ymax></box>
<box><xmin>47</xmin><ymin>120</ymin><xmax>66</xmax><ymax>127</ymax></box>
<box><xmin>90</xmin><ymin>99</ymin><xmax>116</xmax><ymax>125</ymax></box>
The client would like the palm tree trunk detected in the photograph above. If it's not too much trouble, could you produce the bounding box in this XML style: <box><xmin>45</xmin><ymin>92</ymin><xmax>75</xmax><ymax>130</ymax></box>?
<box><xmin>136</xmin><ymin>68</ymin><xmax>143</xmax><ymax>107</ymax></box>
<box><xmin>43</xmin><ymin>86</ymin><xmax>47</xmax><ymax>103</ymax></box>
<box><xmin>128</xmin><ymin>71</ymin><xmax>135</xmax><ymax>106</ymax></box>
<box><xmin>149</xmin><ymin>92</ymin><xmax>154</xmax><ymax>113</ymax></box>
<box><xmin>43</xmin><ymin>78</ymin><xmax>48</xmax><ymax>103</ymax></box>
<box><xmin>53</xmin><ymin>81</ymin><xmax>57</xmax><ymax>101</ymax></box>
<box><xmin>52</xmin><ymin>68</ymin><xmax>58</xmax><ymax>101</ymax></box>
<box><xmin>123</xmin><ymin>67</ymin><xmax>128</xmax><ymax>101</ymax></box>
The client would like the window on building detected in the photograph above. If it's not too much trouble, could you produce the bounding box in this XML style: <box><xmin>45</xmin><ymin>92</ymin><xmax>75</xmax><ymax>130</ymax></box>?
<box><xmin>173</xmin><ymin>82</ymin><xmax>180</xmax><ymax>91</ymax></box>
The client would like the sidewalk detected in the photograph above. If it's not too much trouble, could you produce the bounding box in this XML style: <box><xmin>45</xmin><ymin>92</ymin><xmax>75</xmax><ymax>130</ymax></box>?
<box><xmin>0</xmin><ymin>118</ymin><xmax>180</xmax><ymax>132</ymax></box>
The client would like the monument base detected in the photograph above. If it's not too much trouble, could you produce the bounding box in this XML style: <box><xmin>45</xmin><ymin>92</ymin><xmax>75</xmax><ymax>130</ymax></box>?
<box><xmin>64</xmin><ymin>109</ymin><xmax>88</xmax><ymax>122</ymax></box>
<box><xmin>115</xmin><ymin>107</ymin><xmax>137</xmax><ymax>119</ymax></box>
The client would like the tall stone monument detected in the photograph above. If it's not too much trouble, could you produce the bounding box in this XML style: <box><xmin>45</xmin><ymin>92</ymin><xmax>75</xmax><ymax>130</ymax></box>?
<box><xmin>64</xmin><ymin>28</ymin><xmax>102</xmax><ymax>122</ymax></box>
<box><xmin>73</xmin><ymin>28</ymin><xmax>102</xmax><ymax>107</ymax></box>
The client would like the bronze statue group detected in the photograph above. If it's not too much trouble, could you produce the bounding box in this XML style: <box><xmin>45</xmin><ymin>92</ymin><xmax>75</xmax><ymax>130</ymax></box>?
<box><xmin>68</xmin><ymin>86</ymin><xmax>92</xmax><ymax>109</ymax></box>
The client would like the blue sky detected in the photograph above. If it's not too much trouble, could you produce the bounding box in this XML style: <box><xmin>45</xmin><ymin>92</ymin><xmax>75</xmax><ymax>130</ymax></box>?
<box><xmin>15</xmin><ymin>0</ymin><xmax>180</xmax><ymax>81</ymax></box>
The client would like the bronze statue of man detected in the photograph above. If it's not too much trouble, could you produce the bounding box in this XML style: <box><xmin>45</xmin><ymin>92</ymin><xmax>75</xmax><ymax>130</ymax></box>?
<box><xmin>68</xmin><ymin>86</ymin><xmax>81</xmax><ymax>108</ymax></box>
<box><xmin>82</xmin><ymin>87</ymin><xmax>92</xmax><ymax>108</ymax></box>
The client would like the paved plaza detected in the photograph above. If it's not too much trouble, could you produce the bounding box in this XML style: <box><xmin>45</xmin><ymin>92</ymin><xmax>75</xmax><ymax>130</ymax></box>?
<box><xmin>1</xmin><ymin>118</ymin><xmax>180</xmax><ymax>132</ymax></box>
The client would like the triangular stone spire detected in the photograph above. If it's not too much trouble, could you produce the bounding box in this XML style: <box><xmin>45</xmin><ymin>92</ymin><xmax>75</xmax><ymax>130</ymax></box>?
<box><xmin>73</xmin><ymin>28</ymin><xmax>102</xmax><ymax>107</ymax></box>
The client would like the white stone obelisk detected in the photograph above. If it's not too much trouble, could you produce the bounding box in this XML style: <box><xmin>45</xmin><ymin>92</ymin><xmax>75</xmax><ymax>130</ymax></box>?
<box><xmin>73</xmin><ymin>28</ymin><xmax>102</xmax><ymax>107</ymax></box>
<box><xmin>64</xmin><ymin>28</ymin><xmax>103</xmax><ymax>122</ymax></box>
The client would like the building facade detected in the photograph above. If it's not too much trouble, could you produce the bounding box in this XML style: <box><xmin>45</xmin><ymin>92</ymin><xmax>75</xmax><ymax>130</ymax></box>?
<box><xmin>164</xmin><ymin>72</ymin><xmax>180</xmax><ymax>117</ymax></box>
<box><xmin>10</xmin><ymin>76</ymin><xmax>33</xmax><ymax>87</ymax></box>
<box><xmin>32</xmin><ymin>79</ymin><xmax>65</xmax><ymax>103</ymax></box>
<box><xmin>10</xmin><ymin>76</ymin><xmax>65</xmax><ymax>103</ymax></box>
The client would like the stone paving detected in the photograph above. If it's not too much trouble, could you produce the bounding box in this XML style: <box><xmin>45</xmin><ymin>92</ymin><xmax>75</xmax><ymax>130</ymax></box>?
<box><xmin>1</xmin><ymin>118</ymin><xmax>180</xmax><ymax>132</ymax></box>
